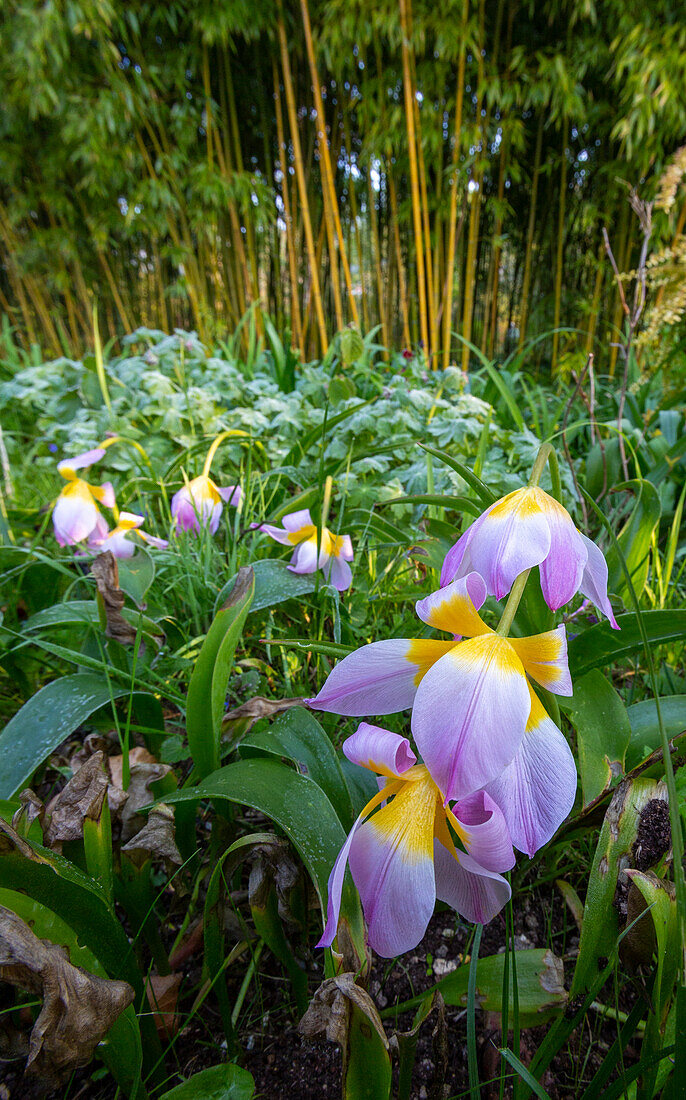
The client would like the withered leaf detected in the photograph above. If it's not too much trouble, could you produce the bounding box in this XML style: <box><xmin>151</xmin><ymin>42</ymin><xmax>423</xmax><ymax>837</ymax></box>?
<box><xmin>299</xmin><ymin>972</ymin><xmax>388</xmax><ymax>1049</ymax></box>
<box><xmin>146</xmin><ymin>972</ymin><xmax>182</xmax><ymax>1040</ymax></box>
<box><xmin>222</xmin><ymin>695</ymin><xmax>307</xmax><ymax>732</ymax></box>
<box><xmin>11</xmin><ymin>790</ymin><xmax>45</xmax><ymax>836</ymax></box>
<box><xmin>0</xmin><ymin>905</ymin><xmax>134</xmax><ymax>1087</ymax></box>
<box><xmin>91</xmin><ymin>551</ymin><xmax>137</xmax><ymax>644</ymax></box>
<box><xmin>118</xmin><ymin>758</ymin><xmax>173</xmax><ymax>842</ymax></box>
<box><xmin>45</xmin><ymin>752</ymin><xmax>108</xmax><ymax>850</ymax></box>
<box><xmin>248</xmin><ymin>837</ymin><xmax>303</xmax><ymax>924</ymax></box>
<box><xmin>121</xmin><ymin>803</ymin><xmax>182</xmax><ymax>869</ymax></box>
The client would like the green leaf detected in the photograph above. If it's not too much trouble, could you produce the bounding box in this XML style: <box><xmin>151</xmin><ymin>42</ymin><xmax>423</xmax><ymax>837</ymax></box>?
<box><xmin>329</xmin><ymin>376</ymin><xmax>357</xmax><ymax>405</ymax></box>
<box><xmin>383</xmin><ymin>949</ymin><xmax>566</xmax><ymax>1027</ymax></box>
<box><xmin>0</xmin><ymin>674</ymin><xmax>156</xmax><ymax>799</ymax></box>
<box><xmin>240</xmin><ymin>707</ymin><xmax>354</xmax><ymax>829</ymax></box>
<box><xmin>568</xmin><ymin>670</ymin><xmax>631</xmax><ymax>805</ymax></box>
<box><xmin>0</xmin><ymin>887</ymin><xmax>144</xmax><ymax>1099</ymax></box>
<box><xmin>117</xmin><ymin>548</ymin><xmax>155</xmax><ymax>607</ymax></box>
<box><xmin>418</xmin><ymin>445</ymin><xmax>497</xmax><ymax>504</ymax></box>
<box><xmin>626</xmin><ymin>696</ymin><xmax>686</xmax><ymax>769</ymax></box>
<box><xmin>340</xmin><ymin>327</ymin><xmax>364</xmax><ymax>366</ymax></box>
<box><xmin>215</xmin><ymin>559</ymin><xmax>315</xmax><ymax>616</ymax></box>
<box><xmin>187</xmin><ymin>568</ymin><xmax>255</xmax><ymax>779</ymax></box>
<box><xmin>378</xmin><ymin>493</ymin><xmax>482</xmax><ymax>516</ymax></box>
<box><xmin>163</xmin><ymin>757</ymin><xmax>363</xmax><ymax>939</ymax></box>
<box><xmin>24</xmin><ymin>599</ymin><xmax>162</xmax><ymax>637</ymax></box>
<box><xmin>571</xmin><ymin>778</ymin><xmax>663</xmax><ymax>995</ymax></box>
<box><xmin>568</xmin><ymin>611</ymin><xmax>686</xmax><ymax>679</ymax></box>
<box><xmin>606</xmin><ymin>479</ymin><xmax>661</xmax><ymax>601</ymax></box>
<box><xmin>157</xmin><ymin>1064</ymin><xmax>255</xmax><ymax>1100</ymax></box>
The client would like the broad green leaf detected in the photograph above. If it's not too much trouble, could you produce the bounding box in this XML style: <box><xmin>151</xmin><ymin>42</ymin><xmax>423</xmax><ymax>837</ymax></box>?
<box><xmin>24</xmin><ymin>599</ymin><xmax>162</xmax><ymax>638</ymax></box>
<box><xmin>383</xmin><ymin>948</ymin><xmax>566</xmax><ymax>1028</ymax></box>
<box><xmin>187</xmin><ymin>568</ymin><xmax>254</xmax><ymax>779</ymax></box>
<box><xmin>340</xmin><ymin>327</ymin><xmax>364</xmax><ymax>365</ymax></box>
<box><xmin>117</xmin><ymin>548</ymin><xmax>155</xmax><ymax>606</ymax></box>
<box><xmin>158</xmin><ymin>1064</ymin><xmax>255</xmax><ymax>1100</ymax></box>
<box><xmin>571</xmin><ymin>778</ymin><xmax>663</xmax><ymax>994</ymax></box>
<box><xmin>606</xmin><ymin>480</ymin><xmax>661</xmax><ymax>601</ymax></box>
<box><xmin>0</xmin><ymin>674</ymin><xmax>156</xmax><ymax>798</ymax></box>
<box><xmin>163</xmin><ymin>757</ymin><xmax>364</xmax><ymax>941</ymax></box>
<box><xmin>568</xmin><ymin>670</ymin><xmax>631</xmax><ymax>805</ymax></box>
<box><xmin>240</xmin><ymin>706</ymin><xmax>354</xmax><ymax>828</ymax></box>
<box><xmin>379</xmin><ymin>493</ymin><xmax>481</xmax><ymax>516</ymax></box>
<box><xmin>0</xmin><ymin>887</ymin><xmax>144</xmax><ymax>1099</ymax></box>
<box><xmin>215</xmin><ymin>559</ymin><xmax>315</xmax><ymax>616</ymax></box>
<box><xmin>346</xmin><ymin>1003</ymin><xmax>392</xmax><ymax>1100</ymax></box>
<box><xmin>626</xmin><ymin>696</ymin><xmax>686</xmax><ymax>769</ymax></box>
<box><xmin>568</xmin><ymin>611</ymin><xmax>686</xmax><ymax>679</ymax></box>
<box><xmin>419</xmin><ymin>445</ymin><xmax>497</xmax><ymax>504</ymax></box>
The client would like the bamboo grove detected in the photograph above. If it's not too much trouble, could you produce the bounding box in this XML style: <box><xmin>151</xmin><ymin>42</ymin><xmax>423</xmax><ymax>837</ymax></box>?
<box><xmin>2</xmin><ymin>0</ymin><xmax>686</xmax><ymax>371</ymax></box>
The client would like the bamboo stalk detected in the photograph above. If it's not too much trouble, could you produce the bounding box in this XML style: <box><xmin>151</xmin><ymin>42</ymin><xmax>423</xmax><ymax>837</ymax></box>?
<box><xmin>368</xmin><ymin>168</ymin><xmax>390</xmax><ymax>353</ymax></box>
<box><xmin>460</xmin><ymin>0</ymin><xmax>486</xmax><ymax>373</ymax></box>
<box><xmin>585</xmin><ymin>238</ymin><xmax>605</xmax><ymax>353</ymax></box>
<box><xmin>551</xmin><ymin>119</ymin><xmax>568</xmax><ymax>375</ymax></box>
<box><xmin>442</xmin><ymin>0</ymin><xmax>469</xmax><ymax>370</ymax></box>
<box><xmin>399</xmin><ymin>0</ymin><xmax>429</xmax><ymax>358</ymax></box>
<box><xmin>389</xmin><ymin>173</ymin><xmax>412</xmax><ymax>348</ymax></box>
<box><xmin>273</xmin><ymin>63</ymin><xmax>303</xmax><ymax>350</ymax></box>
<box><xmin>517</xmin><ymin>115</ymin><xmax>544</xmax><ymax>350</ymax></box>
<box><xmin>277</xmin><ymin>10</ymin><xmax>328</xmax><ymax>353</ymax></box>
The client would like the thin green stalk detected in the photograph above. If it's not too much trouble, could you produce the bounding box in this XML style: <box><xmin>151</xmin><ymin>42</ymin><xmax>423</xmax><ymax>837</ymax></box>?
<box><xmin>467</xmin><ymin>922</ymin><xmax>483</xmax><ymax>1099</ymax></box>
<box><xmin>231</xmin><ymin>941</ymin><xmax>264</xmax><ymax>1027</ymax></box>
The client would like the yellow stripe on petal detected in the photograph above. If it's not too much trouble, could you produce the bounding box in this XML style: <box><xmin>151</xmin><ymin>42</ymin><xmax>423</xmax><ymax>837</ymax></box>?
<box><xmin>509</xmin><ymin>628</ymin><xmax>569</xmax><ymax>692</ymax></box>
<box><xmin>488</xmin><ymin>486</ymin><xmax>542</xmax><ymax>520</ymax></box>
<box><xmin>61</xmin><ymin>478</ymin><xmax>95</xmax><ymax>505</ymax></box>
<box><xmin>287</xmin><ymin>523</ymin><xmax>317</xmax><ymax>545</ymax></box>
<box><xmin>455</xmin><ymin>633</ymin><xmax>525</xmax><ymax>677</ymax></box>
<box><xmin>367</xmin><ymin>773</ymin><xmax>438</xmax><ymax>862</ymax></box>
<box><xmin>423</xmin><ymin>592</ymin><xmax>490</xmax><ymax>638</ymax></box>
<box><xmin>406</xmin><ymin>638</ymin><xmax>457</xmax><ymax>686</ymax></box>
<box><xmin>434</xmin><ymin>803</ymin><xmax>468</xmax><ymax>855</ymax></box>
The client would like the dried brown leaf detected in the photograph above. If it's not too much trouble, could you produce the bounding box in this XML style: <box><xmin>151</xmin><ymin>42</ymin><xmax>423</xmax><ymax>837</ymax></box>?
<box><xmin>146</xmin><ymin>972</ymin><xmax>182</xmax><ymax>1040</ymax></box>
<box><xmin>0</xmin><ymin>905</ymin><xmax>134</xmax><ymax>1087</ymax></box>
<box><xmin>247</xmin><ymin>837</ymin><xmax>303</xmax><ymax>924</ymax></box>
<box><xmin>120</xmin><ymin>760</ymin><xmax>172</xmax><ymax>842</ymax></box>
<box><xmin>298</xmin><ymin>972</ymin><xmax>388</xmax><ymax>1049</ymax></box>
<box><xmin>11</xmin><ymin>790</ymin><xmax>44</xmax><ymax>835</ymax></box>
<box><xmin>91</xmin><ymin>551</ymin><xmax>137</xmax><ymax>644</ymax></box>
<box><xmin>121</xmin><ymin>803</ymin><xmax>182</xmax><ymax>869</ymax></box>
<box><xmin>44</xmin><ymin>752</ymin><xmax>108</xmax><ymax>850</ymax></box>
<box><xmin>222</xmin><ymin>695</ymin><xmax>307</xmax><ymax>731</ymax></box>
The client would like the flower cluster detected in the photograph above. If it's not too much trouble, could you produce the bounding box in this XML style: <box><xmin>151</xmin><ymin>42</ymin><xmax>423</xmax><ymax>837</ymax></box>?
<box><xmin>256</xmin><ymin>508</ymin><xmax>354</xmax><ymax>591</ymax></box>
<box><xmin>310</xmin><ymin>468</ymin><xmax>618</xmax><ymax>957</ymax></box>
<box><xmin>51</xmin><ymin>437</ymin><xmax>243</xmax><ymax>556</ymax></box>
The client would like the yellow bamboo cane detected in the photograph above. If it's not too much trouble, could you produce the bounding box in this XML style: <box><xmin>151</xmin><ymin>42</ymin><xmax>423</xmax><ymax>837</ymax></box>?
<box><xmin>442</xmin><ymin>0</ymin><xmax>469</xmax><ymax>370</ymax></box>
<box><xmin>551</xmin><ymin>120</ymin><xmax>568</xmax><ymax>375</ymax></box>
<box><xmin>517</xmin><ymin>115</ymin><xmax>544</xmax><ymax>351</ymax></box>
<box><xmin>399</xmin><ymin>0</ymin><xmax>429</xmax><ymax>358</ymax></box>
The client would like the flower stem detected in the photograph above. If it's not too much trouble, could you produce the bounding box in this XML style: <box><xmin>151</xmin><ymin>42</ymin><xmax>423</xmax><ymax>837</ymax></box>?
<box><xmin>527</xmin><ymin>442</ymin><xmax>554</xmax><ymax>488</ymax></box>
<box><xmin>496</xmin><ymin>568</ymin><xmax>531</xmax><ymax>638</ymax></box>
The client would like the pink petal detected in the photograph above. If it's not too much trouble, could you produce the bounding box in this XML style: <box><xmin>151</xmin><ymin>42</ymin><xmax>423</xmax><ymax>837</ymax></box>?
<box><xmin>96</xmin><ymin>482</ymin><xmax>116</xmax><ymax>510</ymax></box>
<box><xmin>103</xmin><ymin>530</ymin><xmax>136</xmax><ymax>559</ymax></box>
<box><xmin>433</xmin><ymin>841</ymin><xmax>511</xmax><ymax>924</ymax></box>
<box><xmin>52</xmin><ymin>493</ymin><xmax>99</xmax><ymax>545</ymax></box>
<box><xmin>142</xmin><ymin>533</ymin><xmax>169</xmax><ymax>550</ymax></box>
<box><xmin>485</xmin><ymin>691</ymin><xmax>577</xmax><ymax>856</ymax></box>
<box><xmin>578</xmin><ymin>532</ymin><xmax>619</xmax><ymax>629</ymax></box>
<box><xmin>258</xmin><ymin>523</ymin><xmax>293</xmax><ymax>546</ymax></box>
<box><xmin>348</xmin><ymin>779</ymin><xmax>437</xmax><ymax>957</ymax></box>
<box><xmin>508</xmin><ymin>625</ymin><xmax>573</xmax><ymax>696</ymax></box>
<box><xmin>415</xmin><ymin>573</ymin><xmax>488</xmax><ymax>637</ymax></box>
<box><xmin>325</xmin><ymin>555</ymin><xmax>352</xmax><ymax>591</ymax></box>
<box><xmin>288</xmin><ymin>538</ymin><xmax>320</xmax><ymax>574</ymax></box>
<box><xmin>440</xmin><ymin>515</ymin><xmax>484</xmax><ymax>587</ymax></box>
<box><xmin>217</xmin><ymin>484</ymin><xmax>242</xmax><ymax>506</ymax></box>
<box><xmin>282</xmin><ymin>508</ymin><xmax>314</xmax><ymax>532</ymax></box>
<box><xmin>343</xmin><ymin>723</ymin><xmax>417</xmax><ymax>778</ymax></box>
<box><xmin>308</xmin><ymin>638</ymin><xmax>454</xmax><ymax>716</ymax></box>
<box><xmin>57</xmin><ymin>447</ymin><xmax>106</xmax><ymax>475</ymax></box>
<box><xmin>118</xmin><ymin>511</ymin><xmax>144</xmax><ymax>528</ymax></box>
<box><xmin>444</xmin><ymin>488</ymin><xmax>552</xmax><ymax>600</ymax></box>
<box><xmin>536</xmin><ymin>491</ymin><xmax>588</xmax><ymax>610</ymax></box>
<box><xmin>411</xmin><ymin>636</ymin><xmax>531</xmax><ymax>801</ymax></box>
<box><xmin>339</xmin><ymin>534</ymin><xmax>354</xmax><ymax>562</ymax></box>
<box><xmin>451</xmin><ymin>791</ymin><xmax>515</xmax><ymax>872</ymax></box>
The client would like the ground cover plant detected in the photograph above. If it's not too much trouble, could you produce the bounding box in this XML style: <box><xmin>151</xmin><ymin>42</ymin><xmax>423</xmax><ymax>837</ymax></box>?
<box><xmin>0</xmin><ymin>317</ymin><xmax>684</xmax><ymax>1100</ymax></box>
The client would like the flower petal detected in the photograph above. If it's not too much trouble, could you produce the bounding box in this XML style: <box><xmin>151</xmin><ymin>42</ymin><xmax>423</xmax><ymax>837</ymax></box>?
<box><xmin>282</xmin><ymin>508</ymin><xmax>313</xmax><ymax>533</ymax></box>
<box><xmin>433</xmin><ymin>841</ymin><xmax>511</xmax><ymax>924</ymax></box>
<box><xmin>578</xmin><ymin>532</ymin><xmax>619</xmax><ymax>629</ymax></box>
<box><xmin>535</xmin><ymin>491</ymin><xmax>588</xmax><ymax>610</ymax></box>
<box><xmin>309</xmin><ymin>638</ymin><xmax>455</xmax><ymax>716</ymax></box>
<box><xmin>443</xmin><ymin>488</ymin><xmax>552</xmax><ymax>600</ymax></box>
<box><xmin>411</xmin><ymin>635</ymin><xmax>531</xmax><ymax>801</ymax></box>
<box><xmin>415</xmin><ymin>573</ymin><xmax>489</xmax><ymax>637</ymax></box>
<box><xmin>90</xmin><ymin>481</ymin><xmax>115</xmax><ymax>510</ymax></box>
<box><xmin>317</xmin><ymin>784</ymin><xmax>393</xmax><ymax>949</ymax></box>
<box><xmin>325</xmin><ymin>554</ymin><xmax>352</xmax><ymax>591</ymax></box>
<box><xmin>485</xmin><ymin>690</ymin><xmax>577</xmax><ymax>856</ymax></box>
<box><xmin>288</xmin><ymin>537</ymin><xmax>322</xmax><ymax>574</ymax></box>
<box><xmin>508</xmin><ymin>625</ymin><xmax>572</xmax><ymax>696</ymax></box>
<box><xmin>258</xmin><ymin>523</ymin><xmax>294</xmax><ymax>546</ymax></box>
<box><xmin>440</xmin><ymin>518</ymin><xmax>482</xmax><ymax>587</ymax></box>
<box><xmin>339</xmin><ymin>534</ymin><xmax>354</xmax><ymax>562</ymax></box>
<box><xmin>52</xmin><ymin>486</ymin><xmax>99</xmax><ymax>545</ymax></box>
<box><xmin>217</xmin><ymin>484</ymin><xmax>242</xmax><ymax>506</ymax></box>
<box><xmin>450</xmin><ymin>791</ymin><xmax>515</xmax><ymax>872</ymax></box>
<box><xmin>343</xmin><ymin>722</ymin><xmax>417</xmax><ymax>779</ymax></box>
<box><xmin>348</xmin><ymin>776</ymin><xmax>437</xmax><ymax>956</ymax></box>
<box><xmin>57</xmin><ymin>447</ymin><xmax>106</xmax><ymax>477</ymax></box>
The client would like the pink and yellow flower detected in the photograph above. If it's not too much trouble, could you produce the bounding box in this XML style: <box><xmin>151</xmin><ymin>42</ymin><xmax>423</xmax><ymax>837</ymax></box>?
<box><xmin>319</xmin><ymin>723</ymin><xmax>513</xmax><ymax>957</ymax></box>
<box><xmin>258</xmin><ymin>508</ymin><xmax>354</xmax><ymax>591</ymax></box>
<box><xmin>88</xmin><ymin>511</ymin><xmax>169</xmax><ymax>559</ymax></box>
<box><xmin>52</xmin><ymin>448</ymin><xmax>115</xmax><ymax>547</ymax></box>
<box><xmin>171</xmin><ymin>475</ymin><xmax>242</xmax><ymax>535</ymax></box>
<box><xmin>309</xmin><ymin>573</ymin><xmax>574</xmax><ymax>805</ymax></box>
<box><xmin>440</xmin><ymin>486</ymin><xmax>618</xmax><ymax>627</ymax></box>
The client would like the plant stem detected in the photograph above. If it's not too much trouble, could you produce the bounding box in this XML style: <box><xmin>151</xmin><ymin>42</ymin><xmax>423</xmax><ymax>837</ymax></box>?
<box><xmin>496</xmin><ymin>569</ymin><xmax>531</xmax><ymax>637</ymax></box>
